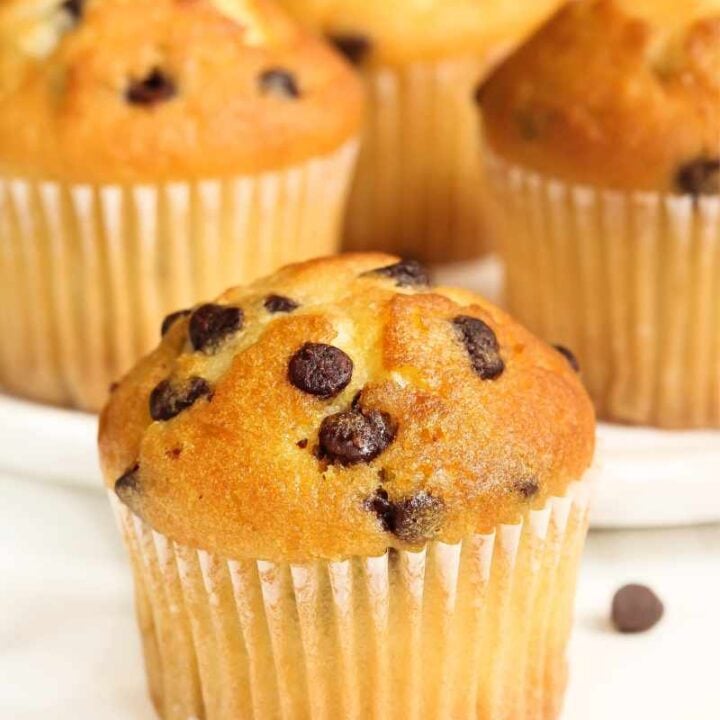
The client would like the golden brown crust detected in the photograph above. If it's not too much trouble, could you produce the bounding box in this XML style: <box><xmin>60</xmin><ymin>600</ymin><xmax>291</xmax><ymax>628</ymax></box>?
<box><xmin>0</xmin><ymin>0</ymin><xmax>363</xmax><ymax>182</ymax></box>
<box><xmin>99</xmin><ymin>254</ymin><xmax>595</xmax><ymax>562</ymax></box>
<box><xmin>479</xmin><ymin>0</ymin><xmax>720</xmax><ymax>193</ymax></box>
<box><xmin>276</xmin><ymin>0</ymin><xmax>565</xmax><ymax>66</ymax></box>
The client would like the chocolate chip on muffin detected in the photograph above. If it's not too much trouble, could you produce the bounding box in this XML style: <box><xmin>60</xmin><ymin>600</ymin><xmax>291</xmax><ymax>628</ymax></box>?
<box><xmin>149</xmin><ymin>377</ymin><xmax>212</xmax><ymax>421</ymax></box>
<box><xmin>611</xmin><ymin>584</ymin><xmax>664</xmax><ymax>633</ymax></box>
<box><xmin>288</xmin><ymin>343</ymin><xmax>353</xmax><ymax>398</ymax></box>
<box><xmin>329</xmin><ymin>33</ymin><xmax>372</xmax><ymax>65</ymax></box>
<box><xmin>675</xmin><ymin>156</ymin><xmax>720</xmax><ymax>196</ymax></box>
<box><xmin>319</xmin><ymin>406</ymin><xmax>396</xmax><ymax>465</ymax></box>
<box><xmin>554</xmin><ymin>344</ymin><xmax>580</xmax><ymax>373</ymax></box>
<box><xmin>365</xmin><ymin>259</ymin><xmax>430</xmax><ymax>287</ymax></box>
<box><xmin>453</xmin><ymin>315</ymin><xmax>504</xmax><ymax>380</ymax></box>
<box><xmin>264</xmin><ymin>295</ymin><xmax>300</xmax><ymax>314</ymax></box>
<box><xmin>115</xmin><ymin>463</ymin><xmax>140</xmax><ymax>500</ymax></box>
<box><xmin>161</xmin><ymin>309</ymin><xmax>192</xmax><ymax>337</ymax></box>
<box><xmin>473</xmin><ymin>78</ymin><xmax>490</xmax><ymax>106</ymax></box>
<box><xmin>366</xmin><ymin>488</ymin><xmax>394</xmax><ymax>531</ymax></box>
<box><xmin>126</xmin><ymin>68</ymin><xmax>177</xmax><ymax>106</ymax></box>
<box><xmin>367</xmin><ymin>489</ymin><xmax>444</xmax><ymax>544</ymax></box>
<box><xmin>61</xmin><ymin>0</ymin><xmax>84</xmax><ymax>20</ymax></box>
<box><xmin>259</xmin><ymin>68</ymin><xmax>300</xmax><ymax>99</ymax></box>
<box><xmin>189</xmin><ymin>304</ymin><xmax>244</xmax><ymax>353</ymax></box>
<box><xmin>516</xmin><ymin>477</ymin><xmax>539</xmax><ymax>498</ymax></box>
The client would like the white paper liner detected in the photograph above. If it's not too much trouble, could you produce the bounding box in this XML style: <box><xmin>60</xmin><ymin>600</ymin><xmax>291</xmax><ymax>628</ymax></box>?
<box><xmin>0</xmin><ymin>140</ymin><xmax>358</xmax><ymax>412</ymax></box>
<box><xmin>111</xmin><ymin>471</ymin><xmax>594</xmax><ymax>719</ymax></box>
<box><xmin>343</xmin><ymin>60</ymin><xmax>494</xmax><ymax>263</ymax></box>
<box><xmin>485</xmin><ymin>151</ymin><xmax>720</xmax><ymax>429</ymax></box>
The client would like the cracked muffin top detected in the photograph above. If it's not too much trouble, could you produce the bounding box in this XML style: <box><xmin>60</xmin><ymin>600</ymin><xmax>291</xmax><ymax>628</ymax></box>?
<box><xmin>275</xmin><ymin>0</ymin><xmax>564</xmax><ymax>67</ymax></box>
<box><xmin>479</xmin><ymin>0</ymin><xmax>720</xmax><ymax>194</ymax></box>
<box><xmin>99</xmin><ymin>254</ymin><xmax>595</xmax><ymax>562</ymax></box>
<box><xmin>0</xmin><ymin>0</ymin><xmax>363</xmax><ymax>183</ymax></box>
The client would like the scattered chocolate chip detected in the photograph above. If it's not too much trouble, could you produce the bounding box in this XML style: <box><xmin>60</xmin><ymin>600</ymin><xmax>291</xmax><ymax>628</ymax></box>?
<box><xmin>329</xmin><ymin>33</ymin><xmax>372</xmax><ymax>65</ymax></box>
<box><xmin>367</xmin><ymin>489</ymin><xmax>444</xmax><ymax>544</ymax></box>
<box><xmin>611</xmin><ymin>584</ymin><xmax>664</xmax><ymax>633</ymax></box>
<box><xmin>365</xmin><ymin>259</ymin><xmax>430</xmax><ymax>287</ymax></box>
<box><xmin>296</xmin><ymin>438</ymin><xmax>309</xmax><ymax>449</ymax></box>
<box><xmin>288</xmin><ymin>343</ymin><xmax>353</xmax><ymax>398</ymax></box>
<box><xmin>108</xmin><ymin>381</ymin><xmax>119</xmax><ymax>393</ymax></box>
<box><xmin>126</xmin><ymin>68</ymin><xmax>177</xmax><ymax>106</ymax></box>
<box><xmin>166</xmin><ymin>446</ymin><xmax>183</xmax><ymax>460</ymax></box>
<box><xmin>189</xmin><ymin>304</ymin><xmax>244</xmax><ymax>353</ymax></box>
<box><xmin>516</xmin><ymin>477</ymin><xmax>539</xmax><ymax>498</ymax></box>
<box><xmin>115</xmin><ymin>463</ymin><xmax>140</xmax><ymax>503</ymax></box>
<box><xmin>675</xmin><ymin>156</ymin><xmax>720</xmax><ymax>196</ymax></box>
<box><xmin>453</xmin><ymin>315</ymin><xmax>504</xmax><ymax>380</ymax></box>
<box><xmin>149</xmin><ymin>376</ymin><xmax>212</xmax><ymax>421</ymax></box>
<box><xmin>61</xmin><ymin>0</ymin><xmax>84</xmax><ymax>20</ymax></box>
<box><xmin>264</xmin><ymin>295</ymin><xmax>299</xmax><ymax>314</ymax></box>
<box><xmin>160</xmin><ymin>308</ymin><xmax>191</xmax><ymax>337</ymax></box>
<box><xmin>319</xmin><ymin>407</ymin><xmax>396</xmax><ymax>465</ymax></box>
<box><xmin>554</xmin><ymin>344</ymin><xmax>580</xmax><ymax>373</ymax></box>
<box><xmin>259</xmin><ymin>68</ymin><xmax>300</xmax><ymax>99</ymax></box>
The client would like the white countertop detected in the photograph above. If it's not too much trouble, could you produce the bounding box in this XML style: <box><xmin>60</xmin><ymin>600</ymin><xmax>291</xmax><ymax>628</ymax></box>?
<box><xmin>2</xmin><ymin>472</ymin><xmax>719</xmax><ymax>720</ymax></box>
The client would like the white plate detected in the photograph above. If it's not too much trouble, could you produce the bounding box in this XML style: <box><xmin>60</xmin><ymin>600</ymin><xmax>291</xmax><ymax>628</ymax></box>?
<box><xmin>592</xmin><ymin>423</ymin><xmax>720</xmax><ymax>528</ymax></box>
<box><xmin>0</xmin><ymin>393</ymin><xmax>101</xmax><ymax>488</ymax></box>
<box><xmin>0</xmin><ymin>390</ymin><xmax>717</xmax><ymax>527</ymax></box>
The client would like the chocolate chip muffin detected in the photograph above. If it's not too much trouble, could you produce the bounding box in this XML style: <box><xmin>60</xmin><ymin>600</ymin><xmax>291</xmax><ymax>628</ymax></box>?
<box><xmin>0</xmin><ymin>0</ymin><xmax>363</xmax><ymax>411</ymax></box>
<box><xmin>100</xmin><ymin>253</ymin><xmax>596</xmax><ymax>719</ymax></box>
<box><xmin>480</xmin><ymin>0</ymin><xmax>720</xmax><ymax>428</ymax></box>
<box><xmin>276</xmin><ymin>0</ymin><xmax>564</xmax><ymax>263</ymax></box>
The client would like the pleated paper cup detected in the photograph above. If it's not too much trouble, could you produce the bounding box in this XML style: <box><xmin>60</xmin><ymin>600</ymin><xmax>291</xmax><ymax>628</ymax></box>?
<box><xmin>0</xmin><ymin>141</ymin><xmax>358</xmax><ymax>412</ymax></box>
<box><xmin>486</xmin><ymin>151</ymin><xmax>720</xmax><ymax>429</ymax></box>
<box><xmin>111</xmin><ymin>471</ymin><xmax>594</xmax><ymax>720</ymax></box>
<box><xmin>344</xmin><ymin>58</ymin><xmax>498</xmax><ymax>264</ymax></box>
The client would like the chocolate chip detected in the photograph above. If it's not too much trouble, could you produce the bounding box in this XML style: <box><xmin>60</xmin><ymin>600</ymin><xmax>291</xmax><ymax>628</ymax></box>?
<box><xmin>288</xmin><ymin>343</ymin><xmax>353</xmax><ymax>398</ymax></box>
<box><xmin>474</xmin><ymin>77</ymin><xmax>490</xmax><ymax>106</ymax></box>
<box><xmin>611</xmin><ymin>584</ymin><xmax>664</xmax><ymax>633</ymax></box>
<box><xmin>61</xmin><ymin>0</ymin><xmax>84</xmax><ymax>20</ymax></box>
<box><xmin>149</xmin><ymin>377</ymin><xmax>212</xmax><ymax>421</ymax></box>
<box><xmin>554</xmin><ymin>344</ymin><xmax>580</xmax><ymax>373</ymax></box>
<box><xmin>115</xmin><ymin>464</ymin><xmax>140</xmax><ymax>503</ymax></box>
<box><xmin>329</xmin><ymin>33</ymin><xmax>372</xmax><ymax>65</ymax></box>
<box><xmin>126</xmin><ymin>69</ymin><xmax>177</xmax><ymax>106</ymax></box>
<box><xmin>189</xmin><ymin>304</ymin><xmax>244</xmax><ymax>353</ymax></box>
<box><xmin>109</xmin><ymin>381</ymin><xmax>119</xmax><ymax>393</ymax></box>
<box><xmin>367</xmin><ymin>488</ymin><xmax>394</xmax><ymax>531</ymax></box>
<box><xmin>367</xmin><ymin>489</ymin><xmax>444</xmax><ymax>544</ymax></box>
<box><xmin>319</xmin><ymin>407</ymin><xmax>396</xmax><ymax>465</ymax></box>
<box><xmin>264</xmin><ymin>295</ymin><xmax>299</xmax><ymax>314</ymax></box>
<box><xmin>516</xmin><ymin>477</ymin><xmax>539</xmax><ymax>498</ymax></box>
<box><xmin>675</xmin><ymin>156</ymin><xmax>720</xmax><ymax>196</ymax></box>
<box><xmin>259</xmin><ymin>68</ymin><xmax>300</xmax><ymax>99</ymax></box>
<box><xmin>160</xmin><ymin>309</ymin><xmax>191</xmax><ymax>337</ymax></box>
<box><xmin>296</xmin><ymin>438</ymin><xmax>308</xmax><ymax>449</ymax></box>
<box><xmin>366</xmin><ymin>259</ymin><xmax>430</xmax><ymax>287</ymax></box>
<box><xmin>453</xmin><ymin>315</ymin><xmax>504</xmax><ymax>380</ymax></box>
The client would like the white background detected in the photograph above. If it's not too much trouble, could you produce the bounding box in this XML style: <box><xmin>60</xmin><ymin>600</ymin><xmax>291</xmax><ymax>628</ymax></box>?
<box><xmin>2</xmin><ymin>470</ymin><xmax>719</xmax><ymax>719</ymax></box>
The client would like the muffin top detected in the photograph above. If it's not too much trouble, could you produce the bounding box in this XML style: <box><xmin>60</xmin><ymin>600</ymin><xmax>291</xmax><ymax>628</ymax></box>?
<box><xmin>275</xmin><ymin>0</ymin><xmax>564</xmax><ymax>66</ymax></box>
<box><xmin>479</xmin><ymin>0</ymin><xmax>720</xmax><ymax>194</ymax></box>
<box><xmin>100</xmin><ymin>254</ymin><xmax>595</xmax><ymax>563</ymax></box>
<box><xmin>0</xmin><ymin>0</ymin><xmax>363</xmax><ymax>183</ymax></box>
